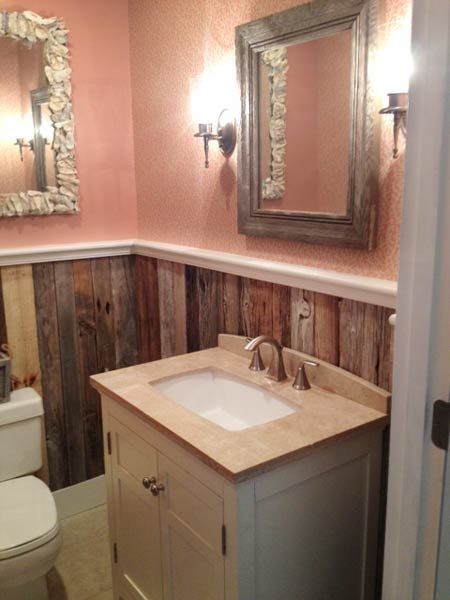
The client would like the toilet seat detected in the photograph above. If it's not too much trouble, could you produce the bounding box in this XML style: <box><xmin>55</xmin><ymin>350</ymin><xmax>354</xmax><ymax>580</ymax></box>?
<box><xmin>0</xmin><ymin>476</ymin><xmax>59</xmax><ymax>561</ymax></box>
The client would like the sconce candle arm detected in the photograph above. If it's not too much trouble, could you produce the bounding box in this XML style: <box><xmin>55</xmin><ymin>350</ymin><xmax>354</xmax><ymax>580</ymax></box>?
<box><xmin>194</xmin><ymin>125</ymin><xmax>222</xmax><ymax>168</ymax></box>
<box><xmin>379</xmin><ymin>93</ymin><xmax>408</xmax><ymax>159</ymax></box>
<box><xmin>14</xmin><ymin>138</ymin><xmax>34</xmax><ymax>162</ymax></box>
<box><xmin>193</xmin><ymin>109</ymin><xmax>236</xmax><ymax>169</ymax></box>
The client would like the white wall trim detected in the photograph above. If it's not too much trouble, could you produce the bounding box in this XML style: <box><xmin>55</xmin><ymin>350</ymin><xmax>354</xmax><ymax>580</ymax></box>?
<box><xmin>0</xmin><ymin>239</ymin><xmax>134</xmax><ymax>267</ymax></box>
<box><xmin>133</xmin><ymin>240</ymin><xmax>397</xmax><ymax>308</ymax></box>
<box><xmin>53</xmin><ymin>475</ymin><xmax>106</xmax><ymax>520</ymax></box>
<box><xmin>0</xmin><ymin>238</ymin><xmax>397</xmax><ymax>307</ymax></box>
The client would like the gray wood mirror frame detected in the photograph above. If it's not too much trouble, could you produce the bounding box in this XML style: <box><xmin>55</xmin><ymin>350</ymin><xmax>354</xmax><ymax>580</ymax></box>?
<box><xmin>236</xmin><ymin>0</ymin><xmax>379</xmax><ymax>248</ymax></box>
<box><xmin>0</xmin><ymin>10</ymin><xmax>78</xmax><ymax>217</ymax></box>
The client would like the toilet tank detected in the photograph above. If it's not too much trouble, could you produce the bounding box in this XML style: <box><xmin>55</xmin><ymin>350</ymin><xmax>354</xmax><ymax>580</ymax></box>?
<box><xmin>0</xmin><ymin>388</ymin><xmax>44</xmax><ymax>482</ymax></box>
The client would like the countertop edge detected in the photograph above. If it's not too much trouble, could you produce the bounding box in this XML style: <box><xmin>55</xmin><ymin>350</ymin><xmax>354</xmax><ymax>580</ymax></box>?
<box><xmin>91</xmin><ymin>376</ymin><xmax>389</xmax><ymax>483</ymax></box>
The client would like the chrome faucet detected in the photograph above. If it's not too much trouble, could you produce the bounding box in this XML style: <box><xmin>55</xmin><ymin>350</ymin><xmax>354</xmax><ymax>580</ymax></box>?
<box><xmin>244</xmin><ymin>336</ymin><xmax>287</xmax><ymax>382</ymax></box>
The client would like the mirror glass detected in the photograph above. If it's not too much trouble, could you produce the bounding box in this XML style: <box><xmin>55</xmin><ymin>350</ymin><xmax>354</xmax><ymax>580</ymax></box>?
<box><xmin>0</xmin><ymin>36</ymin><xmax>56</xmax><ymax>194</ymax></box>
<box><xmin>258</xmin><ymin>29</ymin><xmax>352</xmax><ymax>215</ymax></box>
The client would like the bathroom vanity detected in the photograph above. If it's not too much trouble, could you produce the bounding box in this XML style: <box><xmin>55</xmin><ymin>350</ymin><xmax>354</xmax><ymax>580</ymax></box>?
<box><xmin>91</xmin><ymin>335</ymin><xmax>389</xmax><ymax>600</ymax></box>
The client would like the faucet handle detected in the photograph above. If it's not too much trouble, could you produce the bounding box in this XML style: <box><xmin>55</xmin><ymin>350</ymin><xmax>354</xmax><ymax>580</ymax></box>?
<box><xmin>292</xmin><ymin>360</ymin><xmax>318</xmax><ymax>391</ymax></box>
<box><xmin>303</xmin><ymin>360</ymin><xmax>319</xmax><ymax>367</ymax></box>
<box><xmin>248</xmin><ymin>347</ymin><xmax>265</xmax><ymax>372</ymax></box>
<box><xmin>245</xmin><ymin>338</ymin><xmax>265</xmax><ymax>372</ymax></box>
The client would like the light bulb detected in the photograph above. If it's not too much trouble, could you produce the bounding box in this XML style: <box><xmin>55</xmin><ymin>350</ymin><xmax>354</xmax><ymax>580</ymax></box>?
<box><xmin>376</xmin><ymin>16</ymin><xmax>413</xmax><ymax>98</ymax></box>
<box><xmin>190</xmin><ymin>56</ymin><xmax>238</xmax><ymax>125</ymax></box>
<box><xmin>40</xmin><ymin>122</ymin><xmax>54</xmax><ymax>141</ymax></box>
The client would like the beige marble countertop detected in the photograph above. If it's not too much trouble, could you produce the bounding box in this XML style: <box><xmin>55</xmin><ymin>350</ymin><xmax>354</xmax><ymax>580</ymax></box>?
<box><xmin>91</xmin><ymin>335</ymin><xmax>389</xmax><ymax>482</ymax></box>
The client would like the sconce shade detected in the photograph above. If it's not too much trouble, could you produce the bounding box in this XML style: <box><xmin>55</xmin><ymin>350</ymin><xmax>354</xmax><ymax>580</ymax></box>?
<box><xmin>379</xmin><ymin>92</ymin><xmax>409</xmax><ymax>113</ymax></box>
<box><xmin>198</xmin><ymin>123</ymin><xmax>213</xmax><ymax>135</ymax></box>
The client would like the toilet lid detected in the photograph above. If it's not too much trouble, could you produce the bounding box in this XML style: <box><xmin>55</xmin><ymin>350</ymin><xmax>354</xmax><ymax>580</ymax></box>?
<box><xmin>0</xmin><ymin>476</ymin><xmax>59</xmax><ymax>560</ymax></box>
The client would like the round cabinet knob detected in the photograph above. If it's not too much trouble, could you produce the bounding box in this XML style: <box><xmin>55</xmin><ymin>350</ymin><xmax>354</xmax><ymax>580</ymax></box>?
<box><xmin>150</xmin><ymin>481</ymin><xmax>165</xmax><ymax>497</ymax></box>
<box><xmin>142</xmin><ymin>476</ymin><xmax>156</xmax><ymax>489</ymax></box>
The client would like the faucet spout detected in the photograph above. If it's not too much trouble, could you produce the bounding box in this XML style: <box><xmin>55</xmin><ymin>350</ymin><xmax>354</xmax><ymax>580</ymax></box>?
<box><xmin>244</xmin><ymin>335</ymin><xmax>287</xmax><ymax>382</ymax></box>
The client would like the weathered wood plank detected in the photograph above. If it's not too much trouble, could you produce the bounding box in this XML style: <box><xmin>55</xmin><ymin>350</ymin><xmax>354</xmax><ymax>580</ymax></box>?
<box><xmin>314</xmin><ymin>293</ymin><xmax>339</xmax><ymax>365</ymax></box>
<box><xmin>158</xmin><ymin>260</ymin><xmax>187</xmax><ymax>357</ymax></box>
<box><xmin>73</xmin><ymin>259</ymin><xmax>104</xmax><ymax>480</ymax></box>
<box><xmin>173</xmin><ymin>262</ymin><xmax>188</xmax><ymax>356</ymax></box>
<box><xmin>291</xmin><ymin>289</ymin><xmax>315</xmax><ymax>355</ymax></box>
<box><xmin>239</xmin><ymin>276</ymin><xmax>251</xmax><ymax>338</ymax></box>
<box><xmin>135</xmin><ymin>256</ymin><xmax>161</xmax><ymax>363</ymax></box>
<box><xmin>54</xmin><ymin>261</ymin><xmax>86</xmax><ymax>485</ymax></box>
<box><xmin>33</xmin><ymin>263</ymin><xmax>68</xmax><ymax>491</ymax></box>
<box><xmin>2</xmin><ymin>265</ymin><xmax>50</xmax><ymax>483</ymax></box>
<box><xmin>110</xmin><ymin>256</ymin><xmax>138</xmax><ymax>369</ymax></box>
<box><xmin>339</xmin><ymin>299</ymin><xmax>380</xmax><ymax>384</ymax></box>
<box><xmin>272</xmin><ymin>284</ymin><xmax>291</xmax><ymax>348</ymax></box>
<box><xmin>240</xmin><ymin>278</ymin><xmax>273</xmax><ymax>338</ymax></box>
<box><xmin>91</xmin><ymin>258</ymin><xmax>116</xmax><ymax>372</ymax></box>
<box><xmin>1</xmin><ymin>265</ymin><xmax>42</xmax><ymax>393</ymax></box>
<box><xmin>197</xmin><ymin>268</ymin><xmax>222</xmax><ymax>349</ymax></box>
<box><xmin>185</xmin><ymin>265</ymin><xmax>200</xmax><ymax>353</ymax></box>
<box><xmin>0</xmin><ymin>269</ymin><xmax>7</xmax><ymax>352</ymax></box>
<box><xmin>377</xmin><ymin>306</ymin><xmax>395</xmax><ymax>391</ymax></box>
<box><xmin>220</xmin><ymin>273</ymin><xmax>241</xmax><ymax>336</ymax></box>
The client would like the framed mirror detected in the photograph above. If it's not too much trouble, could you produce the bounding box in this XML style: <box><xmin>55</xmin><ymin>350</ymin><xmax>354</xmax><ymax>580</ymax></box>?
<box><xmin>236</xmin><ymin>0</ymin><xmax>379</xmax><ymax>248</ymax></box>
<box><xmin>0</xmin><ymin>10</ymin><xmax>78</xmax><ymax>217</ymax></box>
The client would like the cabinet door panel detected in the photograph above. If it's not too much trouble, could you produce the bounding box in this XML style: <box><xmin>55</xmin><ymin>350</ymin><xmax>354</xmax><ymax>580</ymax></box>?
<box><xmin>110</xmin><ymin>417</ymin><xmax>163</xmax><ymax>600</ymax></box>
<box><xmin>255</xmin><ymin>454</ymin><xmax>372</xmax><ymax>600</ymax></box>
<box><xmin>159</xmin><ymin>454</ymin><xmax>225</xmax><ymax>600</ymax></box>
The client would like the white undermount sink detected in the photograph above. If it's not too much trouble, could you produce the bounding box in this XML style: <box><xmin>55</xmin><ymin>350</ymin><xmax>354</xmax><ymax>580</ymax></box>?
<box><xmin>151</xmin><ymin>367</ymin><xmax>296</xmax><ymax>432</ymax></box>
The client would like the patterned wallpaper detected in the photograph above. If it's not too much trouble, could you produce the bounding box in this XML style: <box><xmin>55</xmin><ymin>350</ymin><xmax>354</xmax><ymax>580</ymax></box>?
<box><xmin>0</xmin><ymin>0</ymin><xmax>138</xmax><ymax>249</ymax></box>
<box><xmin>129</xmin><ymin>0</ymin><xmax>411</xmax><ymax>280</ymax></box>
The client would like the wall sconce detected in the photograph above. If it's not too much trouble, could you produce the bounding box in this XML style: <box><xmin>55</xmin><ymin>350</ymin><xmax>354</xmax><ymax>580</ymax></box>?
<box><xmin>380</xmin><ymin>92</ymin><xmax>408</xmax><ymax>158</ymax></box>
<box><xmin>194</xmin><ymin>109</ymin><xmax>236</xmax><ymax>168</ymax></box>
<box><xmin>14</xmin><ymin>138</ymin><xmax>34</xmax><ymax>162</ymax></box>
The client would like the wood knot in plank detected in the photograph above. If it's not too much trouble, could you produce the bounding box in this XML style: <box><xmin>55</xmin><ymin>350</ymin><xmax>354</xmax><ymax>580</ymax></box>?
<box><xmin>299</xmin><ymin>298</ymin><xmax>311</xmax><ymax>319</ymax></box>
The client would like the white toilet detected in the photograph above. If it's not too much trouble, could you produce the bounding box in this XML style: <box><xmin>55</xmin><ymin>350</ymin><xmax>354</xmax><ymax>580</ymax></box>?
<box><xmin>0</xmin><ymin>388</ymin><xmax>62</xmax><ymax>600</ymax></box>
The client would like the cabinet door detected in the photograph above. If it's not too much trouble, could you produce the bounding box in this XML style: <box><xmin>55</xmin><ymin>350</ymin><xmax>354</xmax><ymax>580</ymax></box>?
<box><xmin>159</xmin><ymin>454</ymin><xmax>225</xmax><ymax>600</ymax></box>
<box><xmin>110</xmin><ymin>417</ymin><xmax>163</xmax><ymax>600</ymax></box>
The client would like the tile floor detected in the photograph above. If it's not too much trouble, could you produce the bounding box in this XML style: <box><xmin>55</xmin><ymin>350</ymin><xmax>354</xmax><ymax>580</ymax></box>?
<box><xmin>47</xmin><ymin>505</ymin><xmax>113</xmax><ymax>600</ymax></box>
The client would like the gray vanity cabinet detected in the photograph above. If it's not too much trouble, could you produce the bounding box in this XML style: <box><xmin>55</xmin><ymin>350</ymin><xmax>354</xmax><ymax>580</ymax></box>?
<box><xmin>102</xmin><ymin>396</ymin><xmax>383</xmax><ymax>600</ymax></box>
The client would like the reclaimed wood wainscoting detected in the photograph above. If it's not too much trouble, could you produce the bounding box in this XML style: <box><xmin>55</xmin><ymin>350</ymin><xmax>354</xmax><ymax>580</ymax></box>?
<box><xmin>0</xmin><ymin>255</ymin><xmax>394</xmax><ymax>490</ymax></box>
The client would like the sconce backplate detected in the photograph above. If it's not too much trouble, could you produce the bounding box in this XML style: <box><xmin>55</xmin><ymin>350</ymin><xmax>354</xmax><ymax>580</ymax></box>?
<box><xmin>217</xmin><ymin>109</ymin><xmax>236</xmax><ymax>158</ymax></box>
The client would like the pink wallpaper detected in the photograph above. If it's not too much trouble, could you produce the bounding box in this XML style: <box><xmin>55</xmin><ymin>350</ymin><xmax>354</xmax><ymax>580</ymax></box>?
<box><xmin>0</xmin><ymin>0</ymin><xmax>137</xmax><ymax>248</ymax></box>
<box><xmin>129</xmin><ymin>0</ymin><xmax>411</xmax><ymax>280</ymax></box>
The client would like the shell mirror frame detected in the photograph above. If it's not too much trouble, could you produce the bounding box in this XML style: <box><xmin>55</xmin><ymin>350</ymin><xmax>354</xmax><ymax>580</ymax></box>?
<box><xmin>0</xmin><ymin>10</ymin><xmax>78</xmax><ymax>218</ymax></box>
<box><xmin>236</xmin><ymin>0</ymin><xmax>380</xmax><ymax>248</ymax></box>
